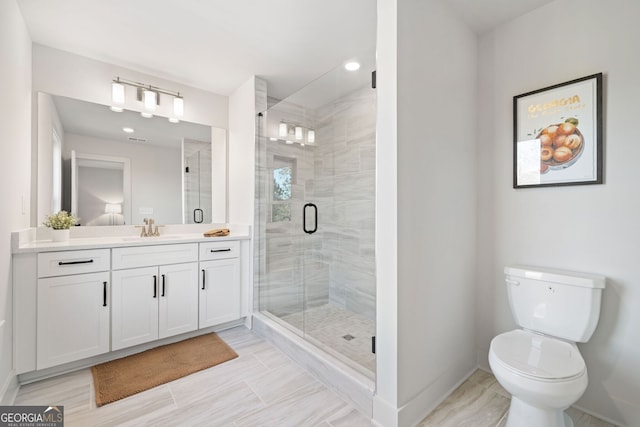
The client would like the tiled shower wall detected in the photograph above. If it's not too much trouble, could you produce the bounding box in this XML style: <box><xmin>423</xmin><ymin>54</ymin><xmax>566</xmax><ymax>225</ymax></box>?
<box><xmin>255</xmin><ymin>84</ymin><xmax>376</xmax><ymax>322</ymax></box>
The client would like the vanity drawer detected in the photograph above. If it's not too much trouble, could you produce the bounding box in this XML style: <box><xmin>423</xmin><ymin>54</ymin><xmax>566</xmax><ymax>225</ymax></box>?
<box><xmin>38</xmin><ymin>249</ymin><xmax>111</xmax><ymax>278</ymax></box>
<box><xmin>199</xmin><ymin>240</ymin><xmax>240</xmax><ymax>261</ymax></box>
<box><xmin>112</xmin><ymin>243</ymin><xmax>198</xmax><ymax>270</ymax></box>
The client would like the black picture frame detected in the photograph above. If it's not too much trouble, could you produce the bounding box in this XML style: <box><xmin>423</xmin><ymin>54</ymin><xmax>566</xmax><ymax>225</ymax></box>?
<box><xmin>513</xmin><ymin>73</ymin><xmax>603</xmax><ymax>188</ymax></box>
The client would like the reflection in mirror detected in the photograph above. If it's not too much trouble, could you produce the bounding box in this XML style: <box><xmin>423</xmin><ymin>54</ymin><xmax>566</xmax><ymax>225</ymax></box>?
<box><xmin>36</xmin><ymin>93</ymin><xmax>227</xmax><ymax>226</ymax></box>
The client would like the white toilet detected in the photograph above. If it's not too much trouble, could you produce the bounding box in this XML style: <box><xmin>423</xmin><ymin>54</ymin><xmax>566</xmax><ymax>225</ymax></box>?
<box><xmin>489</xmin><ymin>265</ymin><xmax>605</xmax><ymax>427</ymax></box>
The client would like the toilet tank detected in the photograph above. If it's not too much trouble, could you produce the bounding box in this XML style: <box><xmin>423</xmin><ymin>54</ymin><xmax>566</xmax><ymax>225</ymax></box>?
<box><xmin>504</xmin><ymin>265</ymin><xmax>606</xmax><ymax>342</ymax></box>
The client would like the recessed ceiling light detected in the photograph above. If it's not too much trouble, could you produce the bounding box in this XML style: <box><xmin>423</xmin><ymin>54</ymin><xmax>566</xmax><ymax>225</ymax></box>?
<box><xmin>168</xmin><ymin>117</ymin><xmax>179</xmax><ymax>123</ymax></box>
<box><xmin>122</xmin><ymin>127</ymin><xmax>134</xmax><ymax>133</ymax></box>
<box><xmin>344</xmin><ymin>61</ymin><xmax>361</xmax><ymax>71</ymax></box>
<box><xmin>110</xmin><ymin>106</ymin><xmax>123</xmax><ymax>113</ymax></box>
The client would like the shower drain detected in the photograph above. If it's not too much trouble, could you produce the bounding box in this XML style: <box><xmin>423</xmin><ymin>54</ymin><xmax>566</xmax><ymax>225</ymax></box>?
<box><xmin>342</xmin><ymin>334</ymin><xmax>355</xmax><ymax>341</ymax></box>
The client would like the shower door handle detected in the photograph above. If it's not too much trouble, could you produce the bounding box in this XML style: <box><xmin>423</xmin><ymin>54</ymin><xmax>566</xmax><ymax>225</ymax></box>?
<box><xmin>303</xmin><ymin>203</ymin><xmax>318</xmax><ymax>234</ymax></box>
<box><xmin>193</xmin><ymin>208</ymin><xmax>203</xmax><ymax>223</ymax></box>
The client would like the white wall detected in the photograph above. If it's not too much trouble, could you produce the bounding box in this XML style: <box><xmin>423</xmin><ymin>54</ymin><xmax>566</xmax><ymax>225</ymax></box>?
<box><xmin>0</xmin><ymin>0</ymin><xmax>32</xmax><ymax>402</ymax></box>
<box><xmin>228</xmin><ymin>77</ymin><xmax>257</xmax><ymax>225</ymax></box>
<box><xmin>32</xmin><ymin>45</ymin><xmax>228</xmax><ymax>129</ymax></box>
<box><xmin>476</xmin><ymin>0</ymin><xmax>640</xmax><ymax>425</ymax></box>
<box><xmin>375</xmin><ymin>0</ymin><xmax>478</xmax><ymax>425</ymax></box>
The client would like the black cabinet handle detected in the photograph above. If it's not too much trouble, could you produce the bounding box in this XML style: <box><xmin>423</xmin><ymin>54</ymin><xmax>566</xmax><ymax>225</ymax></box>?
<box><xmin>153</xmin><ymin>275</ymin><xmax>157</xmax><ymax>298</ymax></box>
<box><xmin>58</xmin><ymin>259</ymin><xmax>94</xmax><ymax>266</ymax></box>
<box><xmin>103</xmin><ymin>281</ymin><xmax>107</xmax><ymax>307</ymax></box>
<box><xmin>201</xmin><ymin>269</ymin><xmax>206</xmax><ymax>290</ymax></box>
<box><xmin>210</xmin><ymin>248</ymin><xmax>231</xmax><ymax>253</ymax></box>
<box><xmin>161</xmin><ymin>274</ymin><xmax>166</xmax><ymax>297</ymax></box>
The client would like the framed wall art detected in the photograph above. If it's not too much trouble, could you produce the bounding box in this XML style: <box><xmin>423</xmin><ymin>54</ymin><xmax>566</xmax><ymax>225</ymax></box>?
<box><xmin>513</xmin><ymin>73</ymin><xmax>603</xmax><ymax>188</ymax></box>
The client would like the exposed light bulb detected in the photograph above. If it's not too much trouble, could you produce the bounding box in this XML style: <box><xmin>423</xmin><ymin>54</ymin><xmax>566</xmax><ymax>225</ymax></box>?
<box><xmin>143</xmin><ymin>90</ymin><xmax>157</xmax><ymax>112</ymax></box>
<box><xmin>279</xmin><ymin>123</ymin><xmax>288</xmax><ymax>138</ymax></box>
<box><xmin>307</xmin><ymin>130</ymin><xmax>315</xmax><ymax>143</ymax></box>
<box><xmin>295</xmin><ymin>126</ymin><xmax>303</xmax><ymax>140</ymax></box>
<box><xmin>173</xmin><ymin>97</ymin><xmax>184</xmax><ymax>117</ymax></box>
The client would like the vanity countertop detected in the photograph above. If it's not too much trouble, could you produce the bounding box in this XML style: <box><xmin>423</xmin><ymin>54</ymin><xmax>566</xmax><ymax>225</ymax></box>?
<box><xmin>12</xmin><ymin>226</ymin><xmax>251</xmax><ymax>254</ymax></box>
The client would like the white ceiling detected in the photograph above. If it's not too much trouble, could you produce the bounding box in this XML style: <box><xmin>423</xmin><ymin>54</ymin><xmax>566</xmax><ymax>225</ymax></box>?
<box><xmin>17</xmin><ymin>0</ymin><xmax>553</xmax><ymax>101</ymax></box>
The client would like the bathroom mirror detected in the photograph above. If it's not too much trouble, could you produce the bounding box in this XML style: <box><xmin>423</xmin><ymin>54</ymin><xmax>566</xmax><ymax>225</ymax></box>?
<box><xmin>35</xmin><ymin>93</ymin><xmax>227</xmax><ymax>227</ymax></box>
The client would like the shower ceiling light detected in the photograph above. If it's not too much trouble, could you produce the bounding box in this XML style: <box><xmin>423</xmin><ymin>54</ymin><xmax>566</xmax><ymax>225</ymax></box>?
<box><xmin>345</xmin><ymin>61</ymin><xmax>361</xmax><ymax>71</ymax></box>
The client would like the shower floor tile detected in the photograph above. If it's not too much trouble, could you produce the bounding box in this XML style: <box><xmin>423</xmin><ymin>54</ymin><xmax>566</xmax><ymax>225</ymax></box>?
<box><xmin>280</xmin><ymin>304</ymin><xmax>376</xmax><ymax>375</ymax></box>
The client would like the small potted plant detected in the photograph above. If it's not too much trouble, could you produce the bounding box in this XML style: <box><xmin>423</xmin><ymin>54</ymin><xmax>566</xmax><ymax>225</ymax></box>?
<box><xmin>43</xmin><ymin>211</ymin><xmax>77</xmax><ymax>242</ymax></box>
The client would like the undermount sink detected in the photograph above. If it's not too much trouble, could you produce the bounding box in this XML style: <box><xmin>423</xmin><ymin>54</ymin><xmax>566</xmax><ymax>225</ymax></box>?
<box><xmin>121</xmin><ymin>235</ymin><xmax>185</xmax><ymax>242</ymax></box>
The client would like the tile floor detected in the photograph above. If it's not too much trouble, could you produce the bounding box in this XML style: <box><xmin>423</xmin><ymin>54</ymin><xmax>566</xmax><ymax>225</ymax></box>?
<box><xmin>418</xmin><ymin>369</ymin><xmax>617</xmax><ymax>427</ymax></box>
<box><xmin>280</xmin><ymin>304</ymin><xmax>376</xmax><ymax>375</ymax></box>
<box><xmin>13</xmin><ymin>326</ymin><xmax>616</xmax><ymax>427</ymax></box>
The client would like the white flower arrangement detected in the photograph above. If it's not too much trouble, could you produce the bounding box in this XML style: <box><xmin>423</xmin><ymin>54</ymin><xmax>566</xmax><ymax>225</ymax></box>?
<box><xmin>43</xmin><ymin>211</ymin><xmax>77</xmax><ymax>230</ymax></box>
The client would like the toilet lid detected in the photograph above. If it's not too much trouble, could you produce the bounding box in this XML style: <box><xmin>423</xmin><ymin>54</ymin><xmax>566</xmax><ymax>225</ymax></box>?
<box><xmin>491</xmin><ymin>329</ymin><xmax>585</xmax><ymax>380</ymax></box>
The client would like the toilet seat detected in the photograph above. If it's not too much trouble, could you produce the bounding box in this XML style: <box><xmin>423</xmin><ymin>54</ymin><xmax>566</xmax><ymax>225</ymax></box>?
<box><xmin>490</xmin><ymin>329</ymin><xmax>585</xmax><ymax>381</ymax></box>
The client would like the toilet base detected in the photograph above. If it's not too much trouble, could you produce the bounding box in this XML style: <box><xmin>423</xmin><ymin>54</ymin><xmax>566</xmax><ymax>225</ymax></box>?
<box><xmin>505</xmin><ymin>396</ymin><xmax>574</xmax><ymax>427</ymax></box>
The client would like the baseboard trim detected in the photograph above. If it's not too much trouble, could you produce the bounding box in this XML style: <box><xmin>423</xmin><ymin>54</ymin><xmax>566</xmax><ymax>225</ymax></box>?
<box><xmin>0</xmin><ymin>370</ymin><xmax>19</xmax><ymax>405</ymax></box>
<box><xmin>397</xmin><ymin>365</ymin><xmax>477</xmax><ymax>427</ymax></box>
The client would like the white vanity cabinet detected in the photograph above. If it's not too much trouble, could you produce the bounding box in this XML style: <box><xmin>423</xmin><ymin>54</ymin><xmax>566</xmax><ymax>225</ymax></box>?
<box><xmin>199</xmin><ymin>241</ymin><xmax>241</xmax><ymax>327</ymax></box>
<box><xmin>13</xmin><ymin>231</ymin><xmax>250</xmax><ymax>378</ymax></box>
<box><xmin>36</xmin><ymin>249</ymin><xmax>111</xmax><ymax>370</ymax></box>
<box><xmin>111</xmin><ymin>244</ymin><xmax>199</xmax><ymax>351</ymax></box>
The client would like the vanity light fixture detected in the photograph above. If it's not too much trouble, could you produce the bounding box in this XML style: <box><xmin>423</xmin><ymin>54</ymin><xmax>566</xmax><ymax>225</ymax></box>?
<box><xmin>277</xmin><ymin>121</ymin><xmax>316</xmax><ymax>145</ymax></box>
<box><xmin>110</xmin><ymin>77</ymin><xmax>185</xmax><ymax>121</ymax></box>
<box><xmin>279</xmin><ymin>122</ymin><xmax>288</xmax><ymax>138</ymax></box>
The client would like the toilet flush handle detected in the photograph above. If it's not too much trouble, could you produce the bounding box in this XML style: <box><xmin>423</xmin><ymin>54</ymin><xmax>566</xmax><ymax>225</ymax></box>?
<box><xmin>505</xmin><ymin>278</ymin><xmax>520</xmax><ymax>286</ymax></box>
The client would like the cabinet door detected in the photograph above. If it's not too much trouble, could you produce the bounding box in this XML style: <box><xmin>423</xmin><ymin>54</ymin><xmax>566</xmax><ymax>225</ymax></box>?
<box><xmin>112</xmin><ymin>266</ymin><xmax>159</xmax><ymax>350</ymax></box>
<box><xmin>199</xmin><ymin>258</ymin><xmax>241</xmax><ymax>328</ymax></box>
<box><xmin>158</xmin><ymin>262</ymin><xmax>199</xmax><ymax>339</ymax></box>
<box><xmin>37</xmin><ymin>272</ymin><xmax>110</xmax><ymax>369</ymax></box>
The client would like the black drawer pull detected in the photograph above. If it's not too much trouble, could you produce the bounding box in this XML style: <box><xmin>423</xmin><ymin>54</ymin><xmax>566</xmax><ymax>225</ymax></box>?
<box><xmin>202</xmin><ymin>269</ymin><xmax>206</xmax><ymax>290</ymax></box>
<box><xmin>161</xmin><ymin>274</ymin><xmax>166</xmax><ymax>297</ymax></box>
<box><xmin>58</xmin><ymin>259</ymin><xmax>94</xmax><ymax>266</ymax></box>
<box><xmin>103</xmin><ymin>281</ymin><xmax>108</xmax><ymax>307</ymax></box>
<box><xmin>210</xmin><ymin>248</ymin><xmax>231</xmax><ymax>253</ymax></box>
<box><xmin>153</xmin><ymin>275</ymin><xmax>157</xmax><ymax>298</ymax></box>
